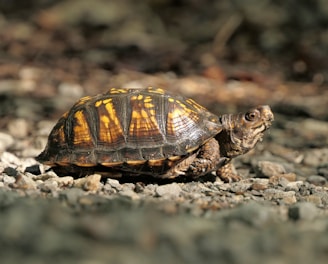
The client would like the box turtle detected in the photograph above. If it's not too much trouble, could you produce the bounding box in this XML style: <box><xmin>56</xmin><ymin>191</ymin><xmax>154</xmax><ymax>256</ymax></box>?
<box><xmin>36</xmin><ymin>87</ymin><xmax>274</xmax><ymax>182</ymax></box>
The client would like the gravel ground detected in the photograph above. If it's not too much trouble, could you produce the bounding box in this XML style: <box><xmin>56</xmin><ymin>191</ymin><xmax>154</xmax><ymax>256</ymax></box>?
<box><xmin>0</xmin><ymin>1</ymin><xmax>328</xmax><ymax>263</ymax></box>
<box><xmin>0</xmin><ymin>110</ymin><xmax>328</xmax><ymax>263</ymax></box>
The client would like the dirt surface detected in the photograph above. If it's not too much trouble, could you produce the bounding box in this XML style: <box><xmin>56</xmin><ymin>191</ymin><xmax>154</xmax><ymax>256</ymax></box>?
<box><xmin>0</xmin><ymin>1</ymin><xmax>328</xmax><ymax>263</ymax></box>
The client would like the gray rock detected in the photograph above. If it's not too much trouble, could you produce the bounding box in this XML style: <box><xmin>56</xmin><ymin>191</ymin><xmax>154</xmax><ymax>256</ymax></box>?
<box><xmin>306</xmin><ymin>175</ymin><xmax>327</xmax><ymax>186</ymax></box>
<box><xmin>39</xmin><ymin>180</ymin><xmax>59</xmax><ymax>193</ymax></box>
<box><xmin>255</xmin><ymin>161</ymin><xmax>286</xmax><ymax>178</ymax></box>
<box><xmin>59</xmin><ymin>188</ymin><xmax>86</xmax><ymax>205</ymax></box>
<box><xmin>106</xmin><ymin>178</ymin><xmax>123</xmax><ymax>191</ymax></box>
<box><xmin>317</xmin><ymin>164</ymin><xmax>328</xmax><ymax>179</ymax></box>
<box><xmin>11</xmin><ymin>173</ymin><xmax>37</xmax><ymax>190</ymax></box>
<box><xmin>303</xmin><ymin>148</ymin><xmax>328</xmax><ymax>166</ymax></box>
<box><xmin>7</xmin><ymin>118</ymin><xmax>30</xmax><ymax>139</ymax></box>
<box><xmin>263</xmin><ymin>188</ymin><xmax>296</xmax><ymax>200</ymax></box>
<box><xmin>288</xmin><ymin>202</ymin><xmax>319</xmax><ymax>221</ymax></box>
<box><xmin>224</xmin><ymin>202</ymin><xmax>279</xmax><ymax>227</ymax></box>
<box><xmin>155</xmin><ymin>183</ymin><xmax>182</xmax><ymax>198</ymax></box>
<box><xmin>0</xmin><ymin>132</ymin><xmax>14</xmax><ymax>151</ymax></box>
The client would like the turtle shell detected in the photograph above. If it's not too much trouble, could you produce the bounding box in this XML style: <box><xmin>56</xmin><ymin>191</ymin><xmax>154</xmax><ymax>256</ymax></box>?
<box><xmin>36</xmin><ymin>87</ymin><xmax>222</xmax><ymax>175</ymax></box>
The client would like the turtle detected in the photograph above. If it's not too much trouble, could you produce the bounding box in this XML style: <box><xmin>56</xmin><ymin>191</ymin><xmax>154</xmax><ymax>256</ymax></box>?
<box><xmin>36</xmin><ymin>87</ymin><xmax>274</xmax><ymax>182</ymax></box>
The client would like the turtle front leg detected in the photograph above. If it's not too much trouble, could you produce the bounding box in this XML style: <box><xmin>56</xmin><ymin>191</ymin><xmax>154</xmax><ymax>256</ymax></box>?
<box><xmin>216</xmin><ymin>162</ymin><xmax>242</xmax><ymax>183</ymax></box>
<box><xmin>186</xmin><ymin>138</ymin><xmax>221</xmax><ymax>178</ymax></box>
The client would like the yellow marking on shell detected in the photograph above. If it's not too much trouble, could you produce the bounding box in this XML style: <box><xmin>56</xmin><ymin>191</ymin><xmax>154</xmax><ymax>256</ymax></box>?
<box><xmin>186</xmin><ymin>145</ymin><xmax>199</xmax><ymax>153</ymax></box>
<box><xmin>95</xmin><ymin>100</ymin><xmax>102</xmax><ymax>107</ymax></box>
<box><xmin>126</xmin><ymin>160</ymin><xmax>147</xmax><ymax>165</ymax></box>
<box><xmin>98</xmin><ymin>100</ymin><xmax>124</xmax><ymax>143</ymax></box>
<box><xmin>168</xmin><ymin>155</ymin><xmax>182</xmax><ymax>161</ymax></box>
<box><xmin>61</xmin><ymin>111</ymin><xmax>69</xmax><ymax>119</ymax></box>
<box><xmin>143</xmin><ymin>96</ymin><xmax>152</xmax><ymax>103</ymax></box>
<box><xmin>109</xmin><ymin>88</ymin><xmax>129</xmax><ymax>94</ymax></box>
<box><xmin>148</xmin><ymin>159</ymin><xmax>166</xmax><ymax>166</ymax></box>
<box><xmin>186</xmin><ymin>98</ymin><xmax>206</xmax><ymax>110</ymax></box>
<box><xmin>57</xmin><ymin>124</ymin><xmax>66</xmax><ymax>144</ymax></box>
<box><xmin>74</xmin><ymin>163</ymin><xmax>96</xmax><ymax>167</ymax></box>
<box><xmin>100</xmin><ymin>115</ymin><xmax>110</xmax><ymax>127</ymax></box>
<box><xmin>73</xmin><ymin>110</ymin><xmax>93</xmax><ymax>145</ymax></box>
<box><xmin>102</xmin><ymin>98</ymin><xmax>112</xmax><ymax>105</ymax></box>
<box><xmin>75</xmin><ymin>95</ymin><xmax>92</xmax><ymax>106</ymax></box>
<box><xmin>129</xmin><ymin>108</ymin><xmax>159</xmax><ymax>137</ymax></box>
<box><xmin>101</xmin><ymin>161</ymin><xmax>123</xmax><ymax>167</ymax></box>
<box><xmin>166</xmin><ymin>99</ymin><xmax>199</xmax><ymax>137</ymax></box>
<box><xmin>55</xmin><ymin>162</ymin><xmax>70</xmax><ymax>166</ymax></box>
<box><xmin>137</xmin><ymin>94</ymin><xmax>143</xmax><ymax>100</ymax></box>
<box><xmin>148</xmin><ymin>87</ymin><xmax>165</xmax><ymax>94</ymax></box>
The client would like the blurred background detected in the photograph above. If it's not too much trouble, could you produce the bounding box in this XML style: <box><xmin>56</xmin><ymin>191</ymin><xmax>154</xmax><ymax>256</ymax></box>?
<box><xmin>0</xmin><ymin>0</ymin><xmax>327</xmax><ymax>136</ymax></box>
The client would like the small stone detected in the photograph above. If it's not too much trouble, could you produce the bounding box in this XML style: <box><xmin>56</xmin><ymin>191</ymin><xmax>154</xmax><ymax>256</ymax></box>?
<box><xmin>303</xmin><ymin>148</ymin><xmax>328</xmax><ymax>166</ymax></box>
<box><xmin>263</xmin><ymin>189</ymin><xmax>295</xmax><ymax>200</ymax></box>
<box><xmin>317</xmin><ymin>164</ymin><xmax>328</xmax><ymax>179</ymax></box>
<box><xmin>58</xmin><ymin>82</ymin><xmax>84</xmax><ymax>98</ymax></box>
<box><xmin>306</xmin><ymin>175</ymin><xmax>327</xmax><ymax>186</ymax></box>
<box><xmin>226</xmin><ymin>202</ymin><xmax>278</xmax><ymax>227</ymax></box>
<box><xmin>120</xmin><ymin>189</ymin><xmax>140</xmax><ymax>200</ymax></box>
<box><xmin>282</xmin><ymin>195</ymin><xmax>297</xmax><ymax>205</ymax></box>
<box><xmin>3</xmin><ymin>167</ymin><xmax>18</xmax><ymax>177</ymax></box>
<box><xmin>288</xmin><ymin>202</ymin><xmax>319</xmax><ymax>221</ymax></box>
<box><xmin>7</xmin><ymin>118</ymin><xmax>29</xmax><ymax>139</ymax></box>
<box><xmin>229</xmin><ymin>182</ymin><xmax>252</xmax><ymax>193</ymax></box>
<box><xmin>106</xmin><ymin>178</ymin><xmax>123</xmax><ymax>191</ymax></box>
<box><xmin>285</xmin><ymin>181</ymin><xmax>303</xmax><ymax>192</ymax></box>
<box><xmin>24</xmin><ymin>164</ymin><xmax>42</xmax><ymax>175</ymax></box>
<box><xmin>53</xmin><ymin>176</ymin><xmax>74</xmax><ymax>188</ymax></box>
<box><xmin>304</xmin><ymin>195</ymin><xmax>323</xmax><ymax>206</ymax></box>
<box><xmin>11</xmin><ymin>173</ymin><xmax>37</xmax><ymax>190</ymax></box>
<box><xmin>269</xmin><ymin>175</ymin><xmax>290</xmax><ymax>187</ymax></box>
<box><xmin>59</xmin><ymin>188</ymin><xmax>85</xmax><ymax>204</ymax></box>
<box><xmin>74</xmin><ymin>174</ymin><xmax>101</xmax><ymax>192</ymax></box>
<box><xmin>1</xmin><ymin>152</ymin><xmax>21</xmax><ymax>167</ymax></box>
<box><xmin>255</xmin><ymin>161</ymin><xmax>286</xmax><ymax>178</ymax></box>
<box><xmin>3</xmin><ymin>175</ymin><xmax>16</xmax><ymax>184</ymax></box>
<box><xmin>39</xmin><ymin>180</ymin><xmax>59</xmax><ymax>193</ymax></box>
<box><xmin>0</xmin><ymin>133</ymin><xmax>14</xmax><ymax>151</ymax></box>
<box><xmin>155</xmin><ymin>183</ymin><xmax>182</xmax><ymax>198</ymax></box>
<box><xmin>251</xmin><ymin>182</ymin><xmax>268</xmax><ymax>191</ymax></box>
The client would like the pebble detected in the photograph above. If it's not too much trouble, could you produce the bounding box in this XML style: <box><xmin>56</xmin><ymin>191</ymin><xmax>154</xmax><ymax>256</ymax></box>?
<box><xmin>0</xmin><ymin>133</ymin><xmax>14</xmax><ymax>151</ymax></box>
<box><xmin>225</xmin><ymin>202</ymin><xmax>279</xmax><ymax>227</ymax></box>
<box><xmin>3</xmin><ymin>175</ymin><xmax>16</xmax><ymax>184</ymax></box>
<box><xmin>285</xmin><ymin>181</ymin><xmax>303</xmax><ymax>192</ymax></box>
<box><xmin>7</xmin><ymin>118</ymin><xmax>29</xmax><ymax>139</ymax></box>
<box><xmin>12</xmin><ymin>173</ymin><xmax>37</xmax><ymax>190</ymax></box>
<box><xmin>288</xmin><ymin>202</ymin><xmax>319</xmax><ymax>221</ymax></box>
<box><xmin>53</xmin><ymin>176</ymin><xmax>74</xmax><ymax>188</ymax></box>
<box><xmin>119</xmin><ymin>189</ymin><xmax>140</xmax><ymax>200</ymax></box>
<box><xmin>155</xmin><ymin>183</ymin><xmax>182</xmax><ymax>198</ymax></box>
<box><xmin>58</xmin><ymin>82</ymin><xmax>84</xmax><ymax>98</ymax></box>
<box><xmin>105</xmin><ymin>178</ymin><xmax>123</xmax><ymax>191</ymax></box>
<box><xmin>303</xmin><ymin>195</ymin><xmax>323</xmax><ymax>206</ymax></box>
<box><xmin>303</xmin><ymin>148</ymin><xmax>328</xmax><ymax>166</ymax></box>
<box><xmin>39</xmin><ymin>180</ymin><xmax>59</xmax><ymax>193</ymax></box>
<box><xmin>255</xmin><ymin>161</ymin><xmax>286</xmax><ymax>178</ymax></box>
<box><xmin>73</xmin><ymin>174</ymin><xmax>102</xmax><ymax>192</ymax></box>
<box><xmin>59</xmin><ymin>188</ymin><xmax>86</xmax><ymax>205</ymax></box>
<box><xmin>263</xmin><ymin>189</ymin><xmax>296</xmax><ymax>200</ymax></box>
<box><xmin>306</xmin><ymin>175</ymin><xmax>327</xmax><ymax>186</ymax></box>
<box><xmin>317</xmin><ymin>164</ymin><xmax>328</xmax><ymax>179</ymax></box>
<box><xmin>268</xmin><ymin>175</ymin><xmax>290</xmax><ymax>187</ymax></box>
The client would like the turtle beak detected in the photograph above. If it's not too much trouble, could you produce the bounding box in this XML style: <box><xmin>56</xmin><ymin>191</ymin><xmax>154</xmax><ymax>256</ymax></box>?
<box><xmin>258</xmin><ymin>105</ymin><xmax>274</xmax><ymax>129</ymax></box>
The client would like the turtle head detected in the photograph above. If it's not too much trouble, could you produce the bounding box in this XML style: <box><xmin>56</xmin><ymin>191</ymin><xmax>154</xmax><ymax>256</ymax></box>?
<box><xmin>217</xmin><ymin>105</ymin><xmax>274</xmax><ymax>158</ymax></box>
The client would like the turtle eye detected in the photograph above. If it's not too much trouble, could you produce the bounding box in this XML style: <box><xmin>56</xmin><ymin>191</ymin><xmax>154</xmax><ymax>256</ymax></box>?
<box><xmin>245</xmin><ymin>110</ymin><xmax>259</xmax><ymax>121</ymax></box>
